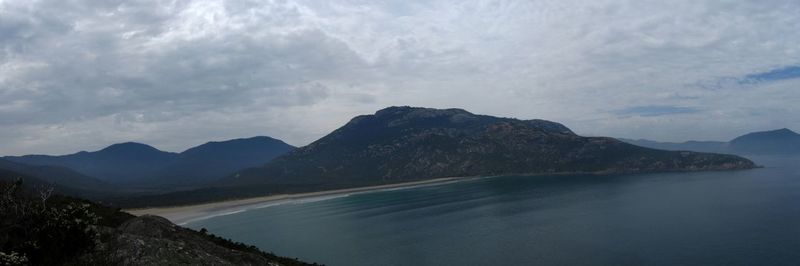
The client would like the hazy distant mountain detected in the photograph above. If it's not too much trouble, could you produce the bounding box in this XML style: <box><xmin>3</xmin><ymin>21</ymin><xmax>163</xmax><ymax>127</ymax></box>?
<box><xmin>152</xmin><ymin>136</ymin><xmax>295</xmax><ymax>186</ymax></box>
<box><xmin>224</xmin><ymin>106</ymin><xmax>755</xmax><ymax>189</ymax></box>
<box><xmin>621</xmin><ymin>128</ymin><xmax>800</xmax><ymax>155</ymax></box>
<box><xmin>5</xmin><ymin>142</ymin><xmax>180</xmax><ymax>184</ymax></box>
<box><xmin>0</xmin><ymin>167</ymin><xmax>71</xmax><ymax>194</ymax></box>
<box><xmin>729</xmin><ymin>128</ymin><xmax>800</xmax><ymax>154</ymax></box>
<box><xmin>0</xmin><ymin>158</ymin><xmax>110</xmax><ymax>189</ymax></box>
<box><xmin>0</xmin><ymin>159</ymin><xmax>115</xmax><ymax>198</ymax></box>
<box><xmin>5</xmin><ymin>137</ymin><xmax>295</xmax><ymax>187</ymax></box>
<box><xmin>619</xmin><ymin>139</ymin><xmax>728</xmax><ymax>153</ymax></box>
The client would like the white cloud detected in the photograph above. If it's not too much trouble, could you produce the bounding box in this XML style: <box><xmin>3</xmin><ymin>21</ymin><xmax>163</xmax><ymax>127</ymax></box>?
<box><xmin>1</xmin><ymin>0</ymin><xmax>799</xmax><ymax>154</ymax></box>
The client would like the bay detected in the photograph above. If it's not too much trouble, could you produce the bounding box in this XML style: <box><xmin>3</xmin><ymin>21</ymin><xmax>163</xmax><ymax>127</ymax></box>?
<box><xmin>186</xmin><ymin>155</ymin><xmax>800</xmax><ymax>265</ymax></box>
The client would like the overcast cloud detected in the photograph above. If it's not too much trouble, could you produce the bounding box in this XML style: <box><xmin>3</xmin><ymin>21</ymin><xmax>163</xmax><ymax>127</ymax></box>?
<box><xmin>1</xmin><ymin>0</ymin><xmax>799</xmax><ymax>155</ymax></box>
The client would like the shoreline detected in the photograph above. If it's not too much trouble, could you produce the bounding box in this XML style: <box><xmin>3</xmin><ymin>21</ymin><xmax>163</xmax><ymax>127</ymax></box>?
<box><xmin>125</xmin><ymin>177</ymin><xmax>463</xmax><ymax>225</ymax></box>
<box><xmin>125</xmin><ymin>166</ymin><xmax>761</xmax><ymax>225</ymax></box>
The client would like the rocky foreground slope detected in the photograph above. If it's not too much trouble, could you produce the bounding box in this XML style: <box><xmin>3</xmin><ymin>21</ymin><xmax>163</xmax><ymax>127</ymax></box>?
<box><xmin>0</xmin><ymin>178</ymin><xmax>313</xmax><ymax>266</ymax></box>
<box><xmin>86</xmin><ymin>215</ymin><xmax>312</xmax><ymax>265</ymax></box>
<box><xmin>226</xmin><ymin>106</ymin><xmax>756</xmax><ymax>188</ymax></box>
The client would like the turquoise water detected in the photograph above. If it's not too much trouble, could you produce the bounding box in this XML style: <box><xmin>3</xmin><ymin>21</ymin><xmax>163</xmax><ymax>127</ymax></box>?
<box><xmin>187</xmin><ymin>156</ymin><xmax>800</xmax><ymax>265</ymax></box>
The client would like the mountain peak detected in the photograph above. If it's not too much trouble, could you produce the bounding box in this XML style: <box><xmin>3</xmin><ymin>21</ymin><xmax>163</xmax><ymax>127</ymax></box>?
<box><xmin>195</xmin><ymin>136</ymin><xmax>285</xmax><ymax>146</ymax></box>
<box><xmin>729</xmin><ymin>128</ymin><xmax>800</xmax><ymax>155</ymax></box>
<box><xmin>152</xmin><ymin>136</ymin><xmax>295</xmax><ymax>185</ymax></box>
<box><xmin>733</xmin><ymin>128</ymin><xmax>800</xmax><ymax>141</ymax></box>
<box><xmin>374</xmin><ymin>106</ymin><xmax>472</xmax><ymax>117</ymax></box>
<box><xmin>772</xmin><ymin>128</ymin><xmax>798</xmax><ymax>135</ymax></box>
<box><xmin>345</xmin><ymin>106</ymin><xmax>476</xmax><ymax>128</ymax></box>
<box><xmin>99</xmin><ymin>142</ymin><xmax>164</xmax><ymax>154</ymax></box>
<box><xmin>182</xmin><ymin>136</ymin><xmax>293</xmax><ymax>155</ymax></box>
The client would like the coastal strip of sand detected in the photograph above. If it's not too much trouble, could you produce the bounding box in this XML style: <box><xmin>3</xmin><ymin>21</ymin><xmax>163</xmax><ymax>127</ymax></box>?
<box><xmin>126</xmin><ymin>177</ymin><xmax>463</xmax><ymax>225</ymax></box>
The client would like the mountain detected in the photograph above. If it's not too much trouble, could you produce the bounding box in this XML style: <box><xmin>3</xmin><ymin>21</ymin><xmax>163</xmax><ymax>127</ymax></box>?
<box><xmin>153</xmin><ymin>136</ymin><xmax>295</xmax><ymax>186</ymax></box>
<box><xmin>5</xmin><ymin>142</ymin><xmax>180</xmax><ymax>184</ymax></box>
<box><xmin>5</xmin><ymin>137</ymin><xmax>295</xmax><ymax>187</ymax></box>
<box><xmin>729</xmin><ymin>128</ymin><xmax>800</xmax><ymax>155</ymax></box>
<box><xmin>0</xmin><ymin>167</ymin><xmax>72</xmax><ymax>195</ymax></box>
<box><xmin>224</xmin><ymin>106</ymin><xmax>755</xmax><ymax>189</ymax></box>
<box><xmin>621</xmin><ymin>128</ymin><xmax>800</xmax><ymax>155</ymax></box>
<box><xmin>619</xmin><ymin>139</ymin><xmax>728</xmax><ymax>153</ymax></box>
<box><xmin>0</xmin><ymin>158</ymin><xmax>121</xmax><ymax>200</ymax></box>
<box><xmin>0</xmin><ymin>163</ymin><xmax>113</xmax><ymax>200</ymax></box>
<box><xmin>0</xmin><ymin>158</ymin><xmax>112</xmax><ymax>190</ymax></box>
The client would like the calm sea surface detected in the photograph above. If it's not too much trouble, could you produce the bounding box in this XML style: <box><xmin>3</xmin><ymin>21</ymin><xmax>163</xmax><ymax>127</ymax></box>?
<box><xmin>186</xmin><ymin>155</ymin><xmax>800</xmax><ymax>265</ymax></box>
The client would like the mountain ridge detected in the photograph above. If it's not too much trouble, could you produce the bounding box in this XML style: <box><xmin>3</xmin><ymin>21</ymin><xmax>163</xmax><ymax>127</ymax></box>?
<box><xmin>0</xmin><ymin>160</ymin><xmax>118</xmax><ymax>199</ymax></box>
<box><xmin>5</xmin><ymin>142</ymin><xmax>179</xmax><ymax>184</ymax></box>
<box><xmin>224</xmin><ymin>106</ymin><xmax>755</xmax><ymax>189</ymax></box>
<box><xmin>151</xmin><ymin>136</ymin><xmax>296</xmax><ymax>186</ymax></box>
<box><xmin>4</xmin><ymin>136</ymin><xmax>295</xmax><ymax>187</ymax></box>
<box><xmin>622</xmin><ymin>128</ymin><xmax>800</xmax><ymax>155</ymax></box>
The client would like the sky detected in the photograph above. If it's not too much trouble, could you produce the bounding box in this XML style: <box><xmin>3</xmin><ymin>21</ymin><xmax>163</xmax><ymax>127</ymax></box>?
<box><xmin>1</xmin><ymin>0</ymin><xmax>799</xmax><ymax>155</ymax></box>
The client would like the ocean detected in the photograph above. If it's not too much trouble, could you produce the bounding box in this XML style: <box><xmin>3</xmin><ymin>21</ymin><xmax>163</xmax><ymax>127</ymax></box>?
<box><xmin>186</xmin><ymin>155</ymin><xmax>800</xmax><ymax>265</ymax></box>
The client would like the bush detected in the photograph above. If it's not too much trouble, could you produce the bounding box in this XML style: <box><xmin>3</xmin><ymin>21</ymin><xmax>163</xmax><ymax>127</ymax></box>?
<box><xmin>0</xmin><ymin>179</ymin><xmax>100</xmax><ymax>265</ymax></box>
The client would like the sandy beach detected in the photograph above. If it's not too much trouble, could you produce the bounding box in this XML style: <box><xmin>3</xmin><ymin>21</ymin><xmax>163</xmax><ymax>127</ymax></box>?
<box><xmin>126</xmin><ymin>177</ymin><xmax>462</xmax><ymax>225</ymax></box>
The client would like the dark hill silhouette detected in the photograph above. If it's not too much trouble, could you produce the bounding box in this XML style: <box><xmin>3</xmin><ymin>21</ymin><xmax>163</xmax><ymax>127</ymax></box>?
<box><xmin>0</xmin><ymin>158</ymin><xmax>112</xmax><ymax>190</ymax></box>
<box><xmin>5</xmin><ymin>137</ymin><xmax>295</xmax><ymax>187</ymax></box>
<box><xmin>0</xmin><ymin>159</ymin><xmax>117</xmax><ymax>199</ymax></box>
<box><xmin>151</xmin><ymin>136</ymin><xmax>295</xmax><ymax>186</ymax></box>
<box><xmin>224</xmin><ymin>106</ymin><xmax>755</xmax><ymax>188</ymax></box>
<box><xmin>5</xmin><ymin>142</ymin><xmax>179</xmax><ymax>184</ymax></box>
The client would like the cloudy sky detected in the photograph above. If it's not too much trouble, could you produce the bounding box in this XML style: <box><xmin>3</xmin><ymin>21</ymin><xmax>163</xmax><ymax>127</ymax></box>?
<box><xmin>1</xmin><ymin>0</ymin><xmax>799</xmax><ymax>155</ymax></box>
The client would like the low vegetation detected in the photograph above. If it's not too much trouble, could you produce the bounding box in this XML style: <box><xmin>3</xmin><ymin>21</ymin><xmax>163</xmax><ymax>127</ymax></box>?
<box><xmin>0</xmin><ymin>178</ymin><xmax>112</xmax><ymax>265</ymax></box>
<box><xmin>0</xmin><ymin>178</ymin><xmax>315</xmax><ymax>266</ymax></box>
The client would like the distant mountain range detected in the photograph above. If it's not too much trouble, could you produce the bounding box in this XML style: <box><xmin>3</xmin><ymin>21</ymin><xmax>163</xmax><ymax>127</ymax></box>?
<box><xmin>621</xmin><ymin>128</ymin><xmax>800</xmax><ymax>155</ymax></box>
<box><xmin>223</xmin><ymin>106</ymin><xmax>755</xmax><ymax>190</ymax></box>
<box><xmin>3</xmin><ymin>136</ymin><xmax>295</xmax><ymax>189</ymax></box>
<box><xmin>0</xmin><ymin>158</ymin><xmax>110</xmax><ymax>189</ymax></box>
<box><xmin>6</xmin><ymin>142</ymin><xmax>179</xmax><ymax>184</ymax></box>
<box><xmin>2</xmin><ymin>107</ymin><xmax>768</xmax><ymax>207</ymax></box>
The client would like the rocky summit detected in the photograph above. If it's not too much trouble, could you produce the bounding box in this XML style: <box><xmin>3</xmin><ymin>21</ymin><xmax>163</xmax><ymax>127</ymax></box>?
<box><xmin>227</xmin><ymin>106</ymin><xmax>756</xmax><ymax>187</ymax></box>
